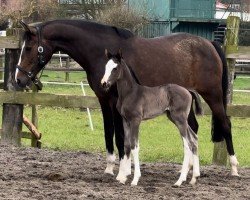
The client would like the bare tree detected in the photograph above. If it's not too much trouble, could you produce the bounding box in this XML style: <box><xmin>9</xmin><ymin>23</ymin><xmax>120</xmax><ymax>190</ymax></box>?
<box><xmin>0</xmin><ymin>0</ymin><xmax>59</xmax><ymax>27</ymax></box>
<box><xmin>96</xmin><ymin>3</ymin><xmax>148</xmax><ymax>32</ymax></box>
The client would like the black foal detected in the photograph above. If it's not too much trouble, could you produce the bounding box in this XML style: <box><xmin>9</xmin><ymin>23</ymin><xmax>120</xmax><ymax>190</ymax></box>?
<box><xmin>101</xmin><ymin>50</ymin><xmax>203</xmax><ymax>186</ymax></box>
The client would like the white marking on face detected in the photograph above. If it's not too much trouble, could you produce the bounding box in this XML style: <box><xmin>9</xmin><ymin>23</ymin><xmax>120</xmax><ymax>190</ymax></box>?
<box><xmin>101</xmin><ymin>59</ymin><xmax>118</xmax><ymax>85</ymax></box>
<box><xmin>15</xmin><ymin>41</ymin><xmax>26</xmax><ymax>82</ymax></box>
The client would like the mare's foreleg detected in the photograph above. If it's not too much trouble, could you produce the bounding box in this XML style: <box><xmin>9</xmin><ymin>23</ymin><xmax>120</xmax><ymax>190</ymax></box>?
<box><xmin>99</xmin><ymin>100</ymin><xmax>116</xmax><ymax>175</ymax></box>
<box><xmin>99</xmin><ymin>99</ymin><xmax>116</xmax><ymax>175</ymax></box>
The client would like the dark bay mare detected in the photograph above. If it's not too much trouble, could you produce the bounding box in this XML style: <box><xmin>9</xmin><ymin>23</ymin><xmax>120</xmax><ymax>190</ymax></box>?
<box><xmin>15</xmin><ymin>19</ymin><xmax>239</xmax><ymax>176</ymax></box>
<box><xmin>101</xmin><ymin>49</ymin><xmax>203</xmax><ymax>186</ymax></box>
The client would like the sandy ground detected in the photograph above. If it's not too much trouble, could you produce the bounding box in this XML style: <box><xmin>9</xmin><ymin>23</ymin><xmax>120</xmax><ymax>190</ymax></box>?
<box><xmin>0</xmin><ymin>144</ymin><xmax>249</xmax><ymax>200</ymax></box>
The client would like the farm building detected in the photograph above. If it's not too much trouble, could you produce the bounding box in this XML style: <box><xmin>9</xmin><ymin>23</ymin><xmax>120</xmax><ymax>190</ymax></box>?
<box><xmin>128</xmin><ymin>0</ymin><xmax>223</xmax><ymax>40</ymax></box>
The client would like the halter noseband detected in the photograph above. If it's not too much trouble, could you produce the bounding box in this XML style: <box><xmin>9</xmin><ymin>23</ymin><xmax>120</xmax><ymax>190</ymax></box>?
<box><xmin>16</xmin><ymin>26</ymin><xmax>45</xmax><ymax>90</ymax></box>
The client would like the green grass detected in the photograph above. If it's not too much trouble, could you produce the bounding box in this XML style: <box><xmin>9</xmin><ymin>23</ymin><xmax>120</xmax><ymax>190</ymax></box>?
<box><xmin>1</xmin><ymin>72</ymin><xmax>250</xmax><ymax>166</ymax></box>
<box><xmin>19</xmin><ymin>107</ymin><xmax>250</xmax><ymax>166</ymax></box>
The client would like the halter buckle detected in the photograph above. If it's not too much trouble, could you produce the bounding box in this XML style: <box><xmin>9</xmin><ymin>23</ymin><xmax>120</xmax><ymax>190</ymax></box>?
<box><xmin>38</xmin><ymin>46</ymin><xmax>44</xmax><ymax>53</ymax></box>
<box><xmin>27</xmin><ymin>72</ymin><xmax>33</xmax><ymax>78</ymax></box>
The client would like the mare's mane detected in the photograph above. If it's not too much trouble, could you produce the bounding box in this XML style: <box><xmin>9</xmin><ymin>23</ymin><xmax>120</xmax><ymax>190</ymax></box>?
<box><xmin>34</xmin><ymin>20</ymin><xmax>134</xmax><ymax>39</ymax></box>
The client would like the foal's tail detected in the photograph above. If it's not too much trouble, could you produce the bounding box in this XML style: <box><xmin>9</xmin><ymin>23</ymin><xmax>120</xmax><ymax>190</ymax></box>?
<box><xmin>189</xmin><ymin>90</ymin><xmax>203</xmax><ymax>116</ymax></box>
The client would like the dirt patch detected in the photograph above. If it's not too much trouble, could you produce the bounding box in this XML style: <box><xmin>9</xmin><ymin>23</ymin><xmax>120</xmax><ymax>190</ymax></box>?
<box><xmin>0</xmin><ymin>144</ymin><xmax>249</xmax><ymax>200</ymax></box>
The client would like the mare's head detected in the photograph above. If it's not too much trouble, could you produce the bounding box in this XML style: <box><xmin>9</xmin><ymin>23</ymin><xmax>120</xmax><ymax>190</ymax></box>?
<box><xmin>15</xmin><ymin>21</ymin><xmax>54</xmax><ymax>89</ymax></box>
<box><xmin>101</xmin><ymin>49</ymin><xmax>123</xmax><ymax>90</ymax></box>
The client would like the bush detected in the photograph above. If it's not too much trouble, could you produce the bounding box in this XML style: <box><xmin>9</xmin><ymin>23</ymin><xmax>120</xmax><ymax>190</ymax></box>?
<box><xmin>96</xmin><ymin>4</ymin><xmax>148</xmax><ymax>32</ymax></box>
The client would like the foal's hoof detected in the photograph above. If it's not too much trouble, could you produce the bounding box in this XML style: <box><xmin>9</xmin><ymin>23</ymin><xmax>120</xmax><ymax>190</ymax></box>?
<box><xmin>189</xmin><ymin>177</ymin><xmax>197</xmax><ymax>185</ymax></box>
<box><xmin>104</xmin><ymin>168</ymin><xmax>114</xmax><ymax>175</ymax></box>
<box><xmin>131</xmin><ymin>179</ymin><xmax>138</xmax><ymax>186</ymax></box>
<box><xmin>173</xmin><ymin>181</ymin><xmax>183</xmax><ymax>187</ymax></box>
<box><xmin>116</xmin><ymin>174</ymin><xmax>127</xmax><ymax>184</ymax></box>
<box><xmin>231</xmin><ymin>171</ymin><xmax>239</xmax><ymax>177</ymax></box>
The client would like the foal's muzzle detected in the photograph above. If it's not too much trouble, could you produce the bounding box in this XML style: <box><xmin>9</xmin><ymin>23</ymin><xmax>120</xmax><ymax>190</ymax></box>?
<box><xmin>101</xmin><ymin>81</ymin><xmax>111</xmax><ymax>90</ymax></box>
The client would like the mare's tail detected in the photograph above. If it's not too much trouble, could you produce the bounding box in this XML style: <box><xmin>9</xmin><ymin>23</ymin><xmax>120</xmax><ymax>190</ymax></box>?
<box><xmin>210</xmin><ymin>41</ymin><xmax>230</xmax><ymax>142</ymax></box>
<box><xmin>189</xmin><ymin>90</ymin><xmax>203</xmax><ymax>116</ymax></box>
<box><xmin>211</xmin><ymin>41</ymin><xmax>228</xmax><ymax>111</ymax></box>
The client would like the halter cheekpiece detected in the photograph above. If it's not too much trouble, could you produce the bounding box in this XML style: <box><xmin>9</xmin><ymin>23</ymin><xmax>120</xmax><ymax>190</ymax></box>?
<box><xmin>16</xmin><ymin>26</ymin><xmax>45</xmax><ymax>90</ymax></box>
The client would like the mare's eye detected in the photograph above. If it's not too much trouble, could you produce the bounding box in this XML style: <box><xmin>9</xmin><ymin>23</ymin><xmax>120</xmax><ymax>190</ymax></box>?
<box><xmin>25</xmin><ymin>47</ymin><xmax>32</xmax><ymax>51</ymax></box>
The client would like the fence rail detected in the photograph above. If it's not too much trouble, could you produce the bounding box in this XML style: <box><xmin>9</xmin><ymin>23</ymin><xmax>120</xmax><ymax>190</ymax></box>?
<box><xmin>0</xmin><ymin>91</ymin><xmax>100</xmax><ymax>109</ymax></box>
<box><xmin>0</xmin><ymin>91</ymin><xmax>249</xmax><ymax>117</ymax></box>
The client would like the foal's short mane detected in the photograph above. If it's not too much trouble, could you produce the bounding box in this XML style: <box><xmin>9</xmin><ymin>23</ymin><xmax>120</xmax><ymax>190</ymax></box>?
<box><xmin>38</xmin><ymin>19</ymin><xmax>134</xmax><ymax>39</ymax></box>
<box><xmin>121</xmin><ymin>59</ymin><xmax>141</xmax><ymax>84</ymax></box>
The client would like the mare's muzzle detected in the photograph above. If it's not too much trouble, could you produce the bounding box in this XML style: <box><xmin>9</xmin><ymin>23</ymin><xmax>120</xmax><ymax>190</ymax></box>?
<box><xmin>16</xmin><ymin>65</ymin><xmax>43</xmax><ymax>90</ymax></box>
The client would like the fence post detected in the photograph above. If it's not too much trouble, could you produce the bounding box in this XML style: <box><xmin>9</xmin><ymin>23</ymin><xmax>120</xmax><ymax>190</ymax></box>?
<box><xmin>212</xmin><ymin>16</ymin><xmax>240</xmax><ymax>165</ymax></box>
<box><xmin>1</xmin><ymin>45</ymin><xmax>23</xmax><ymax>146</ymax></box>
<box><xmin>0</xmin><ymin>54</ymin><xmax>3</xmax><ymax>80</ymax></box>
<box><xmin>31</xmin><ymin>85</ymin><xmax>41</xmax><ymax>148</ymax></box>
<box><xmin>65</xmin><ymin>57</ymin><xmax>70</xmax><ymax>82</ymax></box>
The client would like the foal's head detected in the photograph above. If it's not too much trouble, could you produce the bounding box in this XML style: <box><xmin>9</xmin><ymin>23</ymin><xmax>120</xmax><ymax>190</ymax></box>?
<box><xmin>101</xmin><ymin>49</ymin><xmax>123</xmax><ymax>90</ymax></box>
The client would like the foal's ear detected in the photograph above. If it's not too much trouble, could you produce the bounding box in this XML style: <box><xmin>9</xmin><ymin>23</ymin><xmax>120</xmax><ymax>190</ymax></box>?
<box><xmin>19</xmin><ymin>21</ymin><xmax>36</xmax><ymax>35</ymax></box>
<box><xmin>116</xmin><ymin>48</ymin><xmax>123</xmax><ymax>62</ymax></box>
<box><xmin>105</xmin><ymin>49</ymin><xmax>112</xmax><ymax>59</ymax></box>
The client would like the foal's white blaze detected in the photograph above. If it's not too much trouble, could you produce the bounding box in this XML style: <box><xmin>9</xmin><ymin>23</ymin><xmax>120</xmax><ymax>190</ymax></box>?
<box><xmin>15</xmin><ymin>41</ymin><xmax>26</xmax><ymax>82</ymax></box>
<box><xmin>131</xmin><ymin>144</ymin><xmax>141</xmax><ymax>186</ymax></box>
<box><xmin>104</xmin><ymin>152</ymin><xmax>116</xmax><ymax>175</ymax></box>
<box><xmin>101</xmin><ymin>59</ymin><xmax>117</xmax><ymax>84</ymax></box>
<box><xmin>230</xmin><ymin>155</ymin><xmax>239</xmax><ymax>176</ymax></box>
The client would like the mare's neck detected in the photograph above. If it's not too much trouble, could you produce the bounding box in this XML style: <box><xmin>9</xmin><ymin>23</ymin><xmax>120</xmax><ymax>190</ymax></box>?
<box><xmin>44</xmin><ymin>21</ymin><xmax>126</xmax><ymax>73</ymax></box>
<box><xmin>117</xmin><ymin>60</ymin><xmax>139</xmax><ymax>99</ymax></box>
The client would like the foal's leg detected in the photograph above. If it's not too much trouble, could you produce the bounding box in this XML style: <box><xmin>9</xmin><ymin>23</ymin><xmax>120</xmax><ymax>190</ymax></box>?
<box><xmin>130</xmin><ymin>120</ymin><xmax>141</xmax><ymax>186</ymax></box>
<box><xmin>169</xmin><ymin>111</ymin><xmax>195</xmax><ymax>186</ymax></box>
<box><xmin>186</xmin><ymin>126</ymin><xmax>200</xmax><ymax>185</ymax></box>
<box><xmin>116</xmin><ymin>120</ymin><xmax>132</xmax><ymax>184</ymax></box>
<box><xmin>167</xmin><ymin>112</ymin><xmax>193</xmax><ymax>172</ymax></box>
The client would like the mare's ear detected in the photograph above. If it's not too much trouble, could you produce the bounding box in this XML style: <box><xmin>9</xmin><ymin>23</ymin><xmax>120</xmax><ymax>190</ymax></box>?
<box><xmin>116</xmin><ymin>48</ymin><xmax>123</xmax><ymax>62</ymax></box>
<box><xmin>19</xmin><ymin>21</ymin><xmax>36</xmax><ymax>35</ymax></box>
<box><xmin>105</xmin><ymin>49</ymin><xmax>112</xmax><ymax>59</ymax></box>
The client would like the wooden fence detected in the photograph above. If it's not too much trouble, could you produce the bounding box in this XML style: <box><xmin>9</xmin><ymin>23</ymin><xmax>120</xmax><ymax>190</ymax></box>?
<box><xmin>0</xmin><ymin>18</ymin><xmax>250</xmax><ymax>165</ymax></box>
